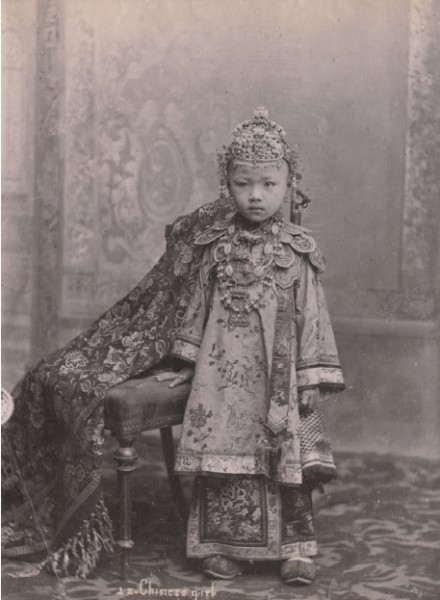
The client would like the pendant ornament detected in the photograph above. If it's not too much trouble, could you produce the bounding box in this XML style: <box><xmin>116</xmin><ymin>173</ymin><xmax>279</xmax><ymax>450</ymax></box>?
<box><xmin>214</xmin><ymin>214</ymin><xmax>286</xmax><ymax>326</ymax></box>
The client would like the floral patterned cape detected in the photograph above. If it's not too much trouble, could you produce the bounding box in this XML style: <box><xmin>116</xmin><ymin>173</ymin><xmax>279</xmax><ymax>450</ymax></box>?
<box><xmin>1</xmin><ymin>198</ymin><xmax>236</xmax><ymax>577</ymax></box>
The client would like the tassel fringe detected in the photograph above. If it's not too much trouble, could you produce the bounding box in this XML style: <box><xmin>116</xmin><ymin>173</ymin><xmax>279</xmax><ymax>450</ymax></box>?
<box><xmin>45</xmin><ymin>499</ymin><xmax>115</xmax><ymax>578</ymax></box>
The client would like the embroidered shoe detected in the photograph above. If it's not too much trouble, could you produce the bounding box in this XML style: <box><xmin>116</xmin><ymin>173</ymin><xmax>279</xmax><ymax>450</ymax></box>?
<box><xmin>202</xmin><ymin>555</ymin><xmax>242</xmax><ymax>579</ymax></box>
<box><xmin>280</xmin><ymin>557</ymin><xmax>316</xmax><ymax>585</ymax></box>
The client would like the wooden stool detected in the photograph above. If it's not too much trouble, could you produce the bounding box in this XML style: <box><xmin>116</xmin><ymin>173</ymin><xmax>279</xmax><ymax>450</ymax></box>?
<box><xmin>104</xmin><ymin>372</ymin><xmax>190</xmax><ymax>579</ymax></box>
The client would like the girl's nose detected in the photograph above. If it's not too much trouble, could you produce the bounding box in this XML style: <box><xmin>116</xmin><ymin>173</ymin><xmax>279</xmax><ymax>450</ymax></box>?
<box><xmin>250</xmin><ymin>186</ymin><xmax>263</xmax><ymax>201</ymax></box>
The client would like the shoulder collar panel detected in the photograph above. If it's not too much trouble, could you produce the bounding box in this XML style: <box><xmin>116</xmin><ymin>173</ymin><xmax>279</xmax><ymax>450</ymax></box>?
<box><xmin>288</xmin><ymin>234</ymin><xmax>316</xmax><ymax>254</ymax></box>
<box><xmin>308</xmin><ymin>247</ymin><xmax>326</xmax><ymax>272</ymax></box>
<box><xmin>282</xmin><ymin>221</ymin><xmax>311</xmax><ymax>236</ymax></box>
<box><xmin>280</xmin><ymin>225</ymin><xmax>326</xmax><ymax>273</ymax></box>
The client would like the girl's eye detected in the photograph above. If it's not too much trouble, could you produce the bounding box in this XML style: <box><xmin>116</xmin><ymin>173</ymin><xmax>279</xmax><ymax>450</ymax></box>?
<box><xmin>234</xmin><ymin>181</ymin><xmax>248</xmax><ymax>187</ymax></box>
<box><xmin>265</xmin><ymin>182</ymin><xmax>275</xmax><ymax>188</ymax></box>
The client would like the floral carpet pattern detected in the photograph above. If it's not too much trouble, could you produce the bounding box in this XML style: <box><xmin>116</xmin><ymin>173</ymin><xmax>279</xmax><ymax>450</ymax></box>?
<box><xmin>2</xmin><ymin>436</ymin><xmax>439</xmax><ymax>600</ymax></box>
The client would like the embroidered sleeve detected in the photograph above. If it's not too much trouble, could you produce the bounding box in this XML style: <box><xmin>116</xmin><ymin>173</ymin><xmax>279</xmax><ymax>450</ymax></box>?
<box><xmin>295</xmin><ymin>256</ymin><xmax>345</xmax><ymax>394</ymax></box>
<box><xmin>169</xmin><ymin>259</ymin><xmax>209</xmax><ymax>364</ymax></box>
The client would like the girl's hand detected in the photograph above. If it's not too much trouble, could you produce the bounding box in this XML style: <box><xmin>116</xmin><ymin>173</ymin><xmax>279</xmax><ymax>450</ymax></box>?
<box><xmin>299</xmin><ymin>389</ymin><xmax>320</xmax><ymax>414</ymax></box>
<box><xmin>155</xmin><ymin>367</ymin><xmax>194</xmax><ymax>388</ymax></box>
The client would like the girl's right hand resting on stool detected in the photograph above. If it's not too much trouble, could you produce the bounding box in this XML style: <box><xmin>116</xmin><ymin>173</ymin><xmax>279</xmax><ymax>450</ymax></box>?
<box><xmin>155</xmin><ymin>367</ymin><xmax>194</xmax><ymax>388</ymax></box>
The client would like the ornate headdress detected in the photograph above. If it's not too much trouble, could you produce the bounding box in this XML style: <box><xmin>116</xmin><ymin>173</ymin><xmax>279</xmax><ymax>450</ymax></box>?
<box><xmin>217</xmin><ymin>107</ymin><xmax>310</xmax><ymax>221</ymax></box>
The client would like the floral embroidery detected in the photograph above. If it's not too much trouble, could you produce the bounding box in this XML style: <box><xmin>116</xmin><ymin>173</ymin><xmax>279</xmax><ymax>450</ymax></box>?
<box><xmin>173</xmin><ymin>241</ymin><xmax>193</xmax><ymax>276</ymax></box>
<box><xmin>225</xmin><ymin>403</ymin><xmax>245</xmax><ymax>428</ymax></box>
<box><xmin>79</xmin><ymin>419</ymin><xmax>105</xmax><ymax>456</ymax></box>
<box><xmin>121</xmin><ymin>332</ymin><xmax>144</xmax><ymax>349</ymax></box>
<box><xmin>203</xmin><ymin>478</ymin><xmax>264</xmax><ymax>543</ymax></box>
<box><xmin>190</xmin><ymin>475</ymin><xmax>317</xmax><ymax>560</ymax></box>
<box><xmin>186</xmin><ymin>405</ymin><xmax>214</xmax><ymax>449</ymax></box>
<box><xmin>59</xmin><ymin>352</ymin><xmax>88</xmax><ymax>373</ymax></box>
<box><xmin>207</xmin><ymin>343</ymin><xmax>263</xmax><ymax>395</ymax></box>
<box><xmin>63</xmin><ymin>463</ymin><xmax>87</xmax><ymax>500</ymax></box>
<box><xmin>189</xmin><ymin>404</ymin><xmax>213</xmax><ymax>429</ymax></box>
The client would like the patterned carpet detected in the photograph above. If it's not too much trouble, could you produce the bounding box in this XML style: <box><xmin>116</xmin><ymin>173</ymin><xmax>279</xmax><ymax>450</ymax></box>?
<box><xmin>2</xmin><ymin>435</ymin><xmax>440</xmax><ymax>600</ymax></box>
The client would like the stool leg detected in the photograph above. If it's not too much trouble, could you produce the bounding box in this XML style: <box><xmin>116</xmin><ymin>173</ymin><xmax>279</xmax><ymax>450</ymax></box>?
<box><xmin>113</xmin><ymin>438</ymin><xmax>138</xmax><ymax>580</ymax></box>
<box><xmin>160</xmin><ymin>427</ymin><xmax>188</xmax><ymax>521</ymax></box>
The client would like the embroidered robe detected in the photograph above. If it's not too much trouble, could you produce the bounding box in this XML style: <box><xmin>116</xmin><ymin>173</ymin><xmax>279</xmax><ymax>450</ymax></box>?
<box><xmin>172</xmin><ymin>213</ymin><xmax>345</xmax><ymax>486</ymax></box>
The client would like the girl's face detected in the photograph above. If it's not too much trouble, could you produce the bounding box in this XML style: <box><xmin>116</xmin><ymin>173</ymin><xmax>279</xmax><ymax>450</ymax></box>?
<box><xmin>228</xmin><ymin>161</ymin><xmax>289</xmax><ymax>223</ymax></box>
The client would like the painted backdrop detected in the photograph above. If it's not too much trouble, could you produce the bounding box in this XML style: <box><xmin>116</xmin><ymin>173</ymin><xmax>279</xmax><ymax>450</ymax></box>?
<box><xmin>2</xmin><ymin>0</ymin><xmax>439</xmax><ymax>456</ymax></box>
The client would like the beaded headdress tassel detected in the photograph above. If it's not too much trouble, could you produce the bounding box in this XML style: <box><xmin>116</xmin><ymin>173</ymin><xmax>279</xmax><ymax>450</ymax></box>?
<box><xmin>217</xmin><ymin>107</ymin><xmax>310</xmax><ymax>223</ymax></box>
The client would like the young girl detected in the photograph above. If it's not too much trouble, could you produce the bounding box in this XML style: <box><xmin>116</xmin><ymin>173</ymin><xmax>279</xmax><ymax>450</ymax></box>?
<box><xmin>2</xmin><ymin>107</ymin><xmax>343</xmax><ymax>582</ymax></box>
<box><xmin>156</xmin><ymin>108</ymin><xmax>345</xmax><ymax>584</ymax></box>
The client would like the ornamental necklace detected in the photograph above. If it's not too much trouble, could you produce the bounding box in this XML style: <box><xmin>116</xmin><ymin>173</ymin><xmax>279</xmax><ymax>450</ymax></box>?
<box><xmin>214</xmin><ymin>214</ymin><xmax>284</xmax><ymax>326</ymax></box>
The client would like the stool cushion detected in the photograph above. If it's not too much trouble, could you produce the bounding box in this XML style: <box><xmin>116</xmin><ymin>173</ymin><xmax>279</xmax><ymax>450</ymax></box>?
<box><xmin>104</xmin><ymin>373</ymin><xmax>191</xmax><ymax>438</ymax></box>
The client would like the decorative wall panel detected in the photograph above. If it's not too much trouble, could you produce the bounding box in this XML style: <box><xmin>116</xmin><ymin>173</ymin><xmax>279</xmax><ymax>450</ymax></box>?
<box><xmin>58</xmin><ymin>0</ymin><xmax>419</xmax><ymax>324</ymax></box>
<box><xmin>30</xmin><ymin>0</ymin><xmax>65</xmax><ymax>362</ymax></box>
<box><xmin>402</xmin><ymin>0</ymin><xmax>440</xmax><ymax>299</ymax></box>
<box><xmin>2</xmin><ymin>30</ymin><xmax>26</xmax><ymax>188</ymax></box>
<box><xmin>1</xmin><ymin>1</ymin><xmax>37</xmax><ymax>388</ymax></box>
<box><xmin>62</xmin><ymin>0</ymin><xmax>97</xmax><ymax>317</ymax></box>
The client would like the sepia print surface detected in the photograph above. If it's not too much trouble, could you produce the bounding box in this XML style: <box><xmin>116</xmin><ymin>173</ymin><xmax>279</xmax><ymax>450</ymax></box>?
<box><xmin>2</xmin><ymin>1</ymin><xmax>439</xmax><ymax>599</ymax></box>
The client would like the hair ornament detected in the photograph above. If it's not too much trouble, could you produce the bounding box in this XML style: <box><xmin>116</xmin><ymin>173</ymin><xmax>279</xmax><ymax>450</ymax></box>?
<box><xmin>229</xmin><ymin>106</ymin><xmax>292</xmax><ymax>165</ymax></box>
<box><xmin>217</xmin><ymin>107</ymin><xmax>310</xmax><ymax>222</ymax></box>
